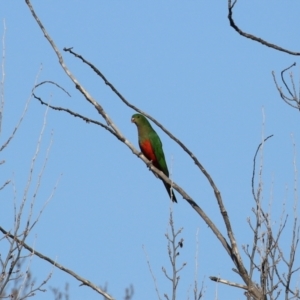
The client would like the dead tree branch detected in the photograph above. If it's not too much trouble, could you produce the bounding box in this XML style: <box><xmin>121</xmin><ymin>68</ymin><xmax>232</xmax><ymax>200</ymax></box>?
<box><xmin>32</xmin><ymin>81</ymin><xmax>120</xmax><ymax>140</ymax></box>
<box><xmin>209</xmin><ymin>276</ymin><xmax>247</xmax><ymax>290</ymax></box>
<box><xmin>244</xmin><ymin>133</ymin><xmax>300</xmax><ymax>299</ymax></box>
<box><xmin>25</xmin><ymin>0</ymin><xmax>266</xmax><ymax>298</ymax></box>
<box><xmin>228</xmin><ymin>0</ymin><xmax>300</xmax><ymax>56</ymax></box>
<box><xmin>272</xmin><ymin>63</ymin><xmax>300</xmax><ymax>111</ymax></box>
<box><xmin>0</xmin><ymin>104</ymin><xmax>56</xmax><ymax>298</ymax></box>
<box><xmin>0</xmin><ymin>226</ymin><xmax>115</xmax><ymax>300</ymax></box>
<box><xmin>63</xmin><ymin>48</ymin><xmax>253</xmax><ymax>294</ymax></box>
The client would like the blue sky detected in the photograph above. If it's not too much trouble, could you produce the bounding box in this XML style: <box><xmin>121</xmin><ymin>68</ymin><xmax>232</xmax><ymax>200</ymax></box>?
<box><xmin>1</xmin><ymin>1</ymin><xmax>300</xmax><ymax>299</ymax></box>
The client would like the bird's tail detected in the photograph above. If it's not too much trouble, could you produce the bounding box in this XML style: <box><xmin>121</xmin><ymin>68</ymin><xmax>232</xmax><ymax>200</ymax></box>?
<box><xmin>163</xmin><ymin>181</ymin><xmax>177</xmax><ymax>203</ymax></box>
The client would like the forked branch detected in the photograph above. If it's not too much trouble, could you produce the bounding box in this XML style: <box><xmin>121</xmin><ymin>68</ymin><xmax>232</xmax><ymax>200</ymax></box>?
<box><xmin>272</xmin><ymin>63</ymin><xmax>300</xmax><ymax>110</ymax></box>
<box><xmin>0</xmin><ymin>226</ymin><xmax>115</xmax><ymax>300</ymax></box>
<box><xmin>25</xmin><ymin>0</ymin><xmax>264</xmax><ymax>298</ymax></box>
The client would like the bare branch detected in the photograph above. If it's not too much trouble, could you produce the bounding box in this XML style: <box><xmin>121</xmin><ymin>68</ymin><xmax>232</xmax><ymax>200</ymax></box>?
<box><xmin>142</xmin><ymin>245</ymin><xmax>162</xmax><ymax>300</ymax></box>
<box><xmin>252</xmin><ymin>134</ymin><xmax>274</xmax><ymax>201</ymax></box>
<box><xmin>25</xmin><ymin>0</ymin><xmax>238</xmax><ymax>276</ymax></box>
<box><xmin>25</xmin><ymin>0</ymin><xmax>122</xmax><ymax>140</ymax></box>
<box><xmin>209</xmin><ymin>276</ymin><xmax>247</xmax><ymax>290</ymax></box>
<box><xmin>0</xmin><ymin>226</ymin><xmax>115</xmax><ymax>300</ymax></box>
<box><xmin>0</xmin><ymin>66</ymin><xmax>39</xmax><ymax>153</ymax></box>
<box><xmin>24</xmin><ymin>2</ymin><xmax>268</xmax><ymax>298</ymax></box>
<box><xmin>0</xmin><ymin>179</ymin><xmax>10</xmax><ymax>191</ymax></box>
<box><xmin>272</xmin><ymin>63</ymin><xmax>300</xmax><ymax>112</ymax></box>
<box><xmin>32</xmin><ymin>81</ymin><xmax>120</xmax><ymax>140</ymax></box>
<box><xmin>124</xmin><ymin>284</ymin><xmax>134</xmax><ymax>300</ymax></box>
<box><xmin>163</xmin><ymin>207</ymin><xmax>186</xmax><ymax>298</ymax></box>
<box><xmin>63</xmin><ymin>48</ymin><xmax>255</xmax><ymax>292</ymax></box>
<box><xmin>228</xmin><ymin>0</ymin><xmax>300</xmax><ymax>56</ymax></box>
<box><xmin>34</xmin><ymin>80</ymin><xmax>71</xmax><ymax>97</ymax></box>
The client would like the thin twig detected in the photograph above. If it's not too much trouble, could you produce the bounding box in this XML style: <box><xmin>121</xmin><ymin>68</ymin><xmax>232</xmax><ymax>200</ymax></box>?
<box><xmin>281</xmin><ymin>63</ymin><xmax>297</xmax><ymax>99</ymax></box>
<box><xmin>32</xmin><ymin>91</ymin><xmax>119</xmax><ymax>140</ymax></box>
<box><xmin>251</xmin><ymin>134</ymin><xmax>274</xmax><ymax>201</ymax></box>
<box><xmin>142</xmin><ymin>245</ymin><xmax>162</xmax><ymax>300</ymax></box>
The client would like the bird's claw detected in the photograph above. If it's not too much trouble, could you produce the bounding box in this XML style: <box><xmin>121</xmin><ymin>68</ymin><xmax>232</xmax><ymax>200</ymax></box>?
<box><xmin>138</xmin><ymin>152</ymin><xmax>154</xmax><ymax>171</ymax></box>
<box><xmin>146</xmin><ymin>160</ymin><xmax>153</xmax><ymax>169</ymax></box>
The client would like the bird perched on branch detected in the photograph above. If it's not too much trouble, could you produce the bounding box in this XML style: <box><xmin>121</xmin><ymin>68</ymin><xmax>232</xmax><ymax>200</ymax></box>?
<box><xmin>131</xmin><ymin>113</ymin><xmax>177</xmax><ymax>203</ymax></box>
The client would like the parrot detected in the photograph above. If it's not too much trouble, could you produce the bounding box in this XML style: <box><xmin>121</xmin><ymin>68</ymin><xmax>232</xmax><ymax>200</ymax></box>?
<box><xmin>131</xmin><ymin>113</ymin><xmax>177</xmax><ymax>203</ymax></box>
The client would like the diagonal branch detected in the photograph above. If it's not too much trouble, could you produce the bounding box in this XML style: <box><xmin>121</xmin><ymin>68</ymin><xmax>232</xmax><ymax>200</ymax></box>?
<box><xmin>64</xmin><ymin>48</ymin><xmax>251</xmax><ymax>290</ymax></box>
<box><xmin>25</xmin><ymin>1</ymin><xmax>263</xmax><ymax>297</ymax></box>
<box><xmin>24</xmin><ymin>0</ymin><xmax>233</xmax><ymax>265</ymax></box>
<box><xmin>25</xmin><ymin>0</ymin><xmax>122</xmax><ymax>140</ymax></box>
<box><xmin>209</xmin><ymin>276</ymin><xmax>247</xmax><ymax>290</ymax></box>
<box><xmin>0</xmin><ymin>226</ymin><xmax>115</xmax><ymax>300</ymax></box>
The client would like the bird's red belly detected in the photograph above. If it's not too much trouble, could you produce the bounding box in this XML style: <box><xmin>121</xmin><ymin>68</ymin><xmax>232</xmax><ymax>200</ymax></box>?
<box><xmin>140</xmin><ymin>140</ymin><xmax>157</xmax><ymax>163</ymax></box>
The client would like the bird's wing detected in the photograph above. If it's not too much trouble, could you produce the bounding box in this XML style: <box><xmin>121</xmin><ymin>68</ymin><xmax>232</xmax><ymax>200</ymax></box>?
<box><xmin>149</xmin><ymin>130</ymin><xmax>169</xmax><ymax>177</ymax></box>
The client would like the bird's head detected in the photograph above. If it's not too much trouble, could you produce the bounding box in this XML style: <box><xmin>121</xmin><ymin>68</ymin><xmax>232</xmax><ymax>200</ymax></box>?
<box><xmin>131</xmin><ymin>114</ymin><xmax>147</xmax><ymax>126</ymax></box>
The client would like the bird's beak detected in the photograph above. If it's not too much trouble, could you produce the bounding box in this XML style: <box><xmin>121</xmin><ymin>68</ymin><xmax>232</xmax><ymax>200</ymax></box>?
<box><xmin>131</xmin><ymin>117</ymin><xmax>135</xmax><ymax>123</ymax></box>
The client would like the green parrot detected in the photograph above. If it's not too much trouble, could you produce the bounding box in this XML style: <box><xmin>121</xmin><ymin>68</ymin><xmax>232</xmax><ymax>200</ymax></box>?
<box><xmin>131</xmin><ymin>113</ymin><xmax>177</xmax><ymax>203</ymax></box>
